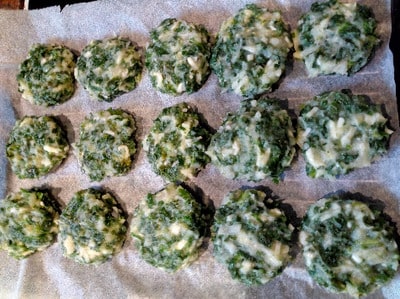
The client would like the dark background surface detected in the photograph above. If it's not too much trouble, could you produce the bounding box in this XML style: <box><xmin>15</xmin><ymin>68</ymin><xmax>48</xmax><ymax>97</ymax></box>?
<box><xmin>28</xmin><ymin>0</ymin><xmax>95</xmax><ymax>9</ymax></box>
<box><xmin>28</xmin><ymin>0</ymin><xmax>400</xmax><ymax>123</ymax></box>
<box><xmin>390</xmin><ymin>0</ymin><xmax>400</xmax><ymax>124</ymax></box>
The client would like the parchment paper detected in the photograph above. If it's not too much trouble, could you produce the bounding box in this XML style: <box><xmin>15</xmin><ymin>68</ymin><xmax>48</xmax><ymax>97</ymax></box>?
<box><xmin>0</xmin><ymin>0</ymin><xmax>399</xmax><ymax>298</ymax></box>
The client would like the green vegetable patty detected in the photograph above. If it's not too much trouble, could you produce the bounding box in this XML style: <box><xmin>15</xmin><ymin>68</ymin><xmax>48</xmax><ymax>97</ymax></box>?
<box><xmin>0</xmin><ymin>189</ymin><xmax>59</xmax><ymax>259</ymax></box>
<box><xmin>130</xmin><ymin>184</ymin><xmax>209</xmax><ymax>272</ymax></box>
<box><xmin>17</xmin><ymin>44</ymin><xmax>76</xmax><ymax>106</ymax></box>
<box><xmin>297</xmin><ymin>90</ymin><xmax>392</xmax><ymax>179</ymax></box>
<box><xmin>6</xmin><ymin>115</ymin><xmax>69</xmax><ymax>179</ymax></box>
<box><xmin>212</xmin><ymin>189</ymin><xmax>294</xmax><ymax>285</ymax></box>
<box><xmin>211</xmin><ymin>4</ymin><xmax>292</xmax><ymax>98</ymax></box>
<box><xmin>59</xmin><ymin>189</ymin><xmax>127</xmax><ymax>265</ymax></box>
<box><xmin>207</xmin><ymin>98</ymin><xmax>296</xmax><ymax>182</ymax></box>
<box><xmin>146</xmin><ymin>18</ymin><xmax>211</xmax><ymax>95</ymax></box>
<box><xmin>300</xmin><ymin>196</ymin><xmax>399</xmax><ymax>297</ymax></box>
<box><xmin>75</xmin><ymin>37</ymin><xmax>143</xmax><ymax>101</ymax></box>
<box><xmin>74</xmin><ymin>108</ymin><xmax>136</xmax><ymax>181</ymax></box>
<box><xmin>294</xmin><ymin>0</ymin><xmax>380</xmax><ymax>77</ymax></box>
<box><xmin>143</xmin><ymin>102</ymin><xmax>211</xmax><ymax>182</ymax></box>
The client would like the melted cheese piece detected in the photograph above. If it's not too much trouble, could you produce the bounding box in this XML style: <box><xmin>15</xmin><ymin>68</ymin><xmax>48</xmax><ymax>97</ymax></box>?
<box><xmin>63</xmin><ymin>235</ymin><xmax>75</xmax><ymax>256</ymax></box>
<box><xmin>235</xmin><ymin>229</ymin><xmax>284</xmax><ymax>269</ymax></box>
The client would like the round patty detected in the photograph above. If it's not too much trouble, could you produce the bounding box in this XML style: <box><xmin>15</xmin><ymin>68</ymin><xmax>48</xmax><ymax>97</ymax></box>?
<box><xmin>297</xmin><ymin>90</ymin><xmax>392</xmax><ymax>179</ymax></box>
<box><xmin>17</xmin><ymin>44</ymin><xmax>76</xmax><ymax>106</ymax></box>
<box><xmin>6</xmin><ymin>115</ymin><xmax>69</xmax><ymax>179</ymax></box>
<box><xmin>211</xmin><ymin>4</ymin><xmax>292</xmax><ymax>98</ymax></box>
<box><xmin>146</xmin><ymin>18</ymin><xmax>211</xmax><ymax>95</ymax></box>
<box><xmin>130</xmin><ymin>183</ymin><xmax>209</xmax><ymax>272</ymax></box>
<box><xmin>143</xmin><ymin>102</ymin><xmax>211</xmax><ymax>182</ymax></box>
<box><xmin>294</xmin><ymin>0</ymin><xmax>380</xmax><ymax>77</ymax></box>
<box><xmin>0</xmin><ymin>189</ymin><xmax>59</xmax><ymax>259</ymax></box>
<box><xmin>212</xmin><ymin>189</ymin><xmax>294</xmax><ymax>285</ymax></box>
<box><xmin>75</xmin><ymin>37</ymin><xmax>143</xmax><ymax>102</ymax></box>
<box><xmin>59</xmin><ymin>188</ymin><xmax>127</xmax><ymax>265</ymax></box>
<box><xmin>207</xmin><ymin>98</ymin><xmax>296</xmax><ymax>182</ymax></box>
<box><xmin>300</xmin><ymin>196</ymin><xmax>399</xmax><ymax>297</ymax></box>
<box><xmin>74</xmin><ymin>108</ymin><xmax>136</xmax><ymax>181</ymax></box>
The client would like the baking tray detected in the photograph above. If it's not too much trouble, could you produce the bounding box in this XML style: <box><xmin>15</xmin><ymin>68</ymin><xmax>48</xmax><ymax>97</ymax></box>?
<box><xmin>0</xmin><ymin>1</ymin><xmax>399</xmax><ymax>298</ymax></box>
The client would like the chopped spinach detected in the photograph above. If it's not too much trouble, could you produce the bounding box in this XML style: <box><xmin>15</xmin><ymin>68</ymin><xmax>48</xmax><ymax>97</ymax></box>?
<box><xmin>0</xmin><ymin>189</ymin><xmax>59</xmax><ymax>259</ymax></box>
<box><xmin>74</xmin><ymin>108</ymin><xmax>136</xmax><ymax>181</ymax></box>
<box><xmin>75</xmin><ymin>37</ymin><xmax>143</xmax><ymax>101</ymax></box>
<box><xmin>146</xmin><ymin>18</ymin><xmax>211</xmax><ymax>95</ymax></box>
<box><xmin>295</xmin><ymin>0</ymin><xmax>379</xmax><ymax>77</ymax></box>
<box><xmin>17</xmin><ymin>44</ymin><xmax>76</xmax><ymax>106</ymax></box>
<box><xmin>297</xmin><ymin>90</ymin><xmax>392</xmax><ymax>179</ymax></box>
<box><xmin>300</xmin><ymin>196</ymin><xmax>399</xmax><ymax>297</ymax></box>
<box><xmin>212</xmin><ymin>189</ymin><xmax>294</xmax><ymax>285</ymax></box>
<box><xmin>211</xmin><ymin>4</ymin><xmax>292</xmax><ymax>98</ymax></box>
<box><xmin>59</xmin><ymin>188</ymin><xmax>127</xmax><ymax>265</ymax></box>
<box><xmin>130</xmin><ymin>184</ymin><xmax>211</xmax><ymax>272</ymax></box>
<box><xmin>143</xmin><ymin>102</ymin><xmax>211</xmax><ymax>182</ymax></box>
<box><xmin>207</xmin><ymin>97</ymin><xmax>295</xmax><ymax>182</ymax></box>
<box><xmin>6</xmin><ymin>115</ymin><xmax>69</xmax><ymax>179</ymax></box>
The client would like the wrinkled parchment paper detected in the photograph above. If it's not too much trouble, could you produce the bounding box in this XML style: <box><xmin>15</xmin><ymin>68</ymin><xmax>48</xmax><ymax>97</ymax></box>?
<box><xmin>0</xmin><ymin>0</ymin><xmax>399</xmax><ymax>298</ymax></box>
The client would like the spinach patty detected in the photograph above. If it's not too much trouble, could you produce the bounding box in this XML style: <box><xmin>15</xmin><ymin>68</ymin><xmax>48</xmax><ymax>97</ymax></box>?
<box><xmin>59</xmin><ymin>189</ymin><xmax>127</xmax><ymax>265</ymax></box>
<box><xmin>0</xmin><ymin>189</ymin><xmax>59</xmax><ymax>259</ymax></box>
<box><xmin>207</xmin><ymin>98</ymin><xmax>295</xmax><ymax>182</ymax></box>
<box><xmin>146</xmin><ymin>18</ymin><xmax>211</xmax><ymax>95</ymax></box>
<box><xmin>6</xmin><ymin>115</ymin><xmax>69</xmax><ymax>179</ymax></box>
<box><xmin>17</xmin><ymin>44</ymin><xmax>76</xmax><ymax>106</ymax></box>
<box><xmin>130</xmin><ymin>184</ymin><xmax>209</xmax><ymax>272</ymax></box>
<box><xmin>211</xmin><ymin>4</ymin><xmax>292</xmax><ymax>98</ymax></box>
<box><xmin>75</xmin><ymin>37</ymin><xmax>143</xmax><ymax>101</ymax></box>
<box><xmin>212</xmin><ymin>189</ymin><xmax>294</xmax><ymax>285</ymax></box>
<box><xmin>294</xmin><ymin>0</ymin><xmax>379</xmax><ymax>77</ymax></box>
<box><xmin>300</xmin><ymin>196</ymin><xmax>399</xmax><ymax>297</ymax></box>
<box><xmin>143</xmin><ymin>102</ymin><xmax>211</xmax><ymax>182</ymax></box>
<box><xmin>74</xmin><ymin>108</ymin><xmax>136</xmax><ymax>181</ymax></box>
<box><xmin>297</xmin><ymin>90</ymin><xmax>392</xmax><ymax>179</ymax></box>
